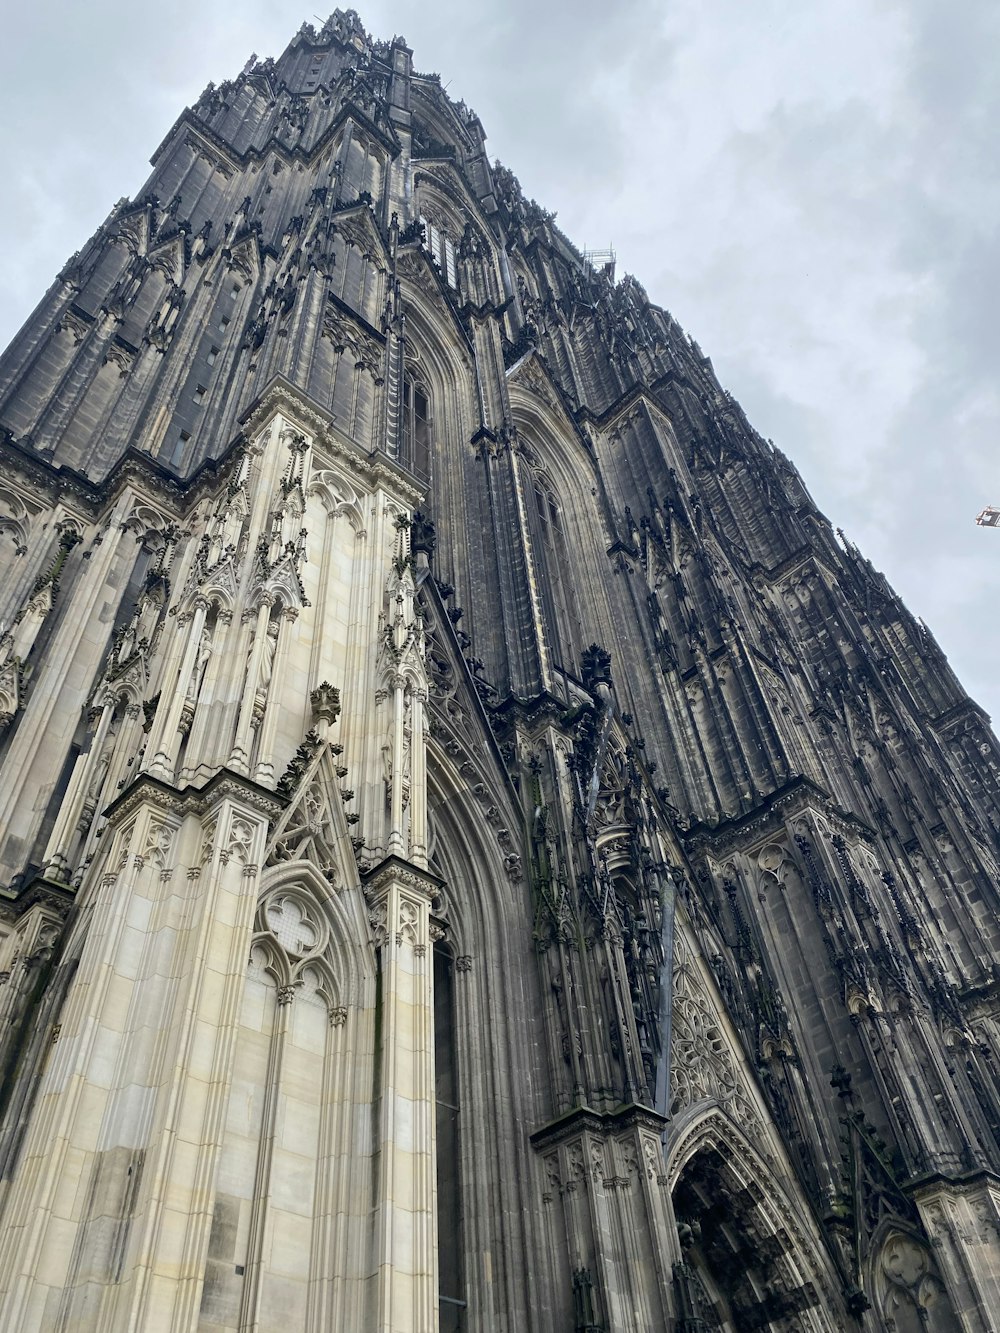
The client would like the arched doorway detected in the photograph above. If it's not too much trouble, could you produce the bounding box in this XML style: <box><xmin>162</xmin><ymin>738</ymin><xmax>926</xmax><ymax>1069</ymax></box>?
<box><xmin>669</xmin><ymin>1120</ymin><xmax>840</xmax><ymax>1332</ymax></box>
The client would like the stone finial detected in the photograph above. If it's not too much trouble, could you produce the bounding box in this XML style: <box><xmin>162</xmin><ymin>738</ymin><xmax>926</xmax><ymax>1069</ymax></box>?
<box><xmin>310</xmin><ymin>680</ymin><xmax>342</xmax><ymax>726</ymax></box>
<box><xmin>410</xmin><ymin>511</ymin><xmax>436</xmax><ymax>559</ymax></box>
<box><xmin>580</xmin><ymin>642</ymin><xmax>612</xmax><ymax>694</ymax></box>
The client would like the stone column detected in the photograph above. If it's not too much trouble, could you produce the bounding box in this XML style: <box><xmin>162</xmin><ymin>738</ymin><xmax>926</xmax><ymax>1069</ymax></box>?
<box><xmin>254</xmin><ymin>605</ymin><xmax>298</xmax><ymax>786</ymax></box>
<box><xmin>409</xmin><ymin>687</ymin><xmax>427</xmax><ymax>870</ymax></box>
<box><xmin>363</xmin><ymin>857</ymin><xmax>439</xmax><ymax>1333</ymax></box>
<box><xmin>238</xmin><ymin>983</ymin><xmax>295</xmax><ymax>1330</ymax></box>
<box><xmin>230</xmin><ymin>597</ymin><xmax>273</xmax><ymax>775</ymax></box>
<box><xmin>531</xmin><ymin>1106</ymin><xmax>674</xmax><ymax>1333</ymax></box>
<box><xmin>40</xmin><ymin>693</ymin><xmax>114</xmax><ymax>879</ymax></box>
<box><xmin>178</xmin><ymin>608</ymin><xmax>234</xmax><ymax>782</ymax></box>
<box><xmin>146</xmin><ymin>596</ymin><xmax>208</xmax><ymax>779</ymax></box>
<box><xmin>387</xmin><ymin>673</ymin><xmax>407</xmax><ymax>859</ymax></box>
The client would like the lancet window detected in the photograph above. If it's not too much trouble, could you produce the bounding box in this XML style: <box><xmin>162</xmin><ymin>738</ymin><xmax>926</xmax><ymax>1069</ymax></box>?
<box><xmin>419</xmin><ymin>215</ymin><xmax>458</xmax><ymax>289</ymax></box>
<box><xmin>531</xmin><ymin>474</ymin><xmax>582</xmax><ymax>675</ymax></box>
<box><xmin>402</xmin><ymin>376</ymin><xmax>431</xmax><ymax>480</ymax></box>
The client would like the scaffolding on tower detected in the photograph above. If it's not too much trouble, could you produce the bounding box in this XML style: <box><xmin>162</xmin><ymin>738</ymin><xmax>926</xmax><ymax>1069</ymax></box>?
<box><xmin>581</xmin><ymin>245</ymin><xmax>616</xmax><ymax>279</ymax></box>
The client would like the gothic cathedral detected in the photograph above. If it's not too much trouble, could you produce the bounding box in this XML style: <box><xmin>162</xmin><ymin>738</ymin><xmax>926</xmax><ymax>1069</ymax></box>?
<box><xmin>0</xmin><ymin>11</ymin><xmax>997</xmax><ymax>1332</ymax></box>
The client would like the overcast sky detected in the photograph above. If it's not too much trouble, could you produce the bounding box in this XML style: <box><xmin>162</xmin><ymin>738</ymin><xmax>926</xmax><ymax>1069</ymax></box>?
<box><xmin>2</xmin><ymin>1</ymin><xmax>998</xmax><ymax>723</ymax></box>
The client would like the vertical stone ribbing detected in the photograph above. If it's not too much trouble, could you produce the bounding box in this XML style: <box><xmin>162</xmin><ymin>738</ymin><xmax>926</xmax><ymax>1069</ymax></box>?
<box><xmin>364</xmin><ymin>860</ymin><xmax>439</xmax><ymax>1333</ymax></box>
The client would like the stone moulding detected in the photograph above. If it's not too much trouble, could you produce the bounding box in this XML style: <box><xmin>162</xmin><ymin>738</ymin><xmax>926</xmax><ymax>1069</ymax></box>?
<box><xmin>361</xmin><ymin>852</ymin><xmax>445</xmax><ymax>903</ymax></box>
<box><xmin>681</xmin><ymin>773</ymin><xmax>877</xmax><ymax>857</ymax></box>
<box><xmin>530</xmin><ymin>1101</ymin><xmax>669</xmax><ymax>1154</ymax></box>
<box><xmin>100</xmin><ymin>767</ymin><xmax>286</xmax><ymax>830</ymax></box>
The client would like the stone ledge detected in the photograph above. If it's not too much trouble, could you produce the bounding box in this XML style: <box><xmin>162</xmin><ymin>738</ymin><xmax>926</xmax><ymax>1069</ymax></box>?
<box><xmin>530</xmin><ymin>1101</ymin><xmax>668</xmax><ymax>1152</ymax></box>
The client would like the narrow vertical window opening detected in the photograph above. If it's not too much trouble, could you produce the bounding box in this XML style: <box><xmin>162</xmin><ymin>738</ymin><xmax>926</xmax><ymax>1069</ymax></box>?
<box><xmin>419</xmin><ymin>215</ymin><xmax>459</xmax><ymax>289</ymax></box>
<box><xmin>434</xmin><ymin>943</ymin><xmax>465</xmax><ymax>1330</ymax></box>
<box><xmin>402</xmin><ymin>376</ymin><xmax>431</xmax><ymax>481</ymax></box>
<box><xmin>532</xmin><ymin>475</ymin><xmax>583</xmax><ymax>675</ymax></box>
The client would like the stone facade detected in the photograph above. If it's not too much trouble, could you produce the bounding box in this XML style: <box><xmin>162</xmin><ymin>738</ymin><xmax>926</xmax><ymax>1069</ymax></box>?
<box><xmin>0</xmin><ymin>9</ymin><xmax>998</xmax><ymax>1331</ymax></box>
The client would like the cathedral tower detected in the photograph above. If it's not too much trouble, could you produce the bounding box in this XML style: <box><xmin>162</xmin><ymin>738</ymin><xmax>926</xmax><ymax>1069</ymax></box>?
<box><xmin>0</xmin><ymin>10</ymin><xmax>998</xmax><ymax>1331</ymax></box>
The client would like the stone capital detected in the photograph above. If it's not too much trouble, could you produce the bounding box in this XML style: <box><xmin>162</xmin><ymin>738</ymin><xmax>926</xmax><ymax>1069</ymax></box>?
<box><xmin>361</xmin><ymin>853</ymin><xmax>444</xmax><ymax>906</ymax></box>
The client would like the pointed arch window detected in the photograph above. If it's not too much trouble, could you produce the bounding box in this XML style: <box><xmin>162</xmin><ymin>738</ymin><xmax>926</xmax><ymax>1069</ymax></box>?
<box><xmin>419</xmin><ymin>215</ymin><xmax>458</xmax><ymax>289</ymax></box>
<box><xmin>402</xmin><ymin>376</ymin><xmax>431</xmax><ymax>481</ymax></box>
<box><xmin>531</xmin><ymin>475</ymin><xmax>583</xmax><ymax>675</ymax></box>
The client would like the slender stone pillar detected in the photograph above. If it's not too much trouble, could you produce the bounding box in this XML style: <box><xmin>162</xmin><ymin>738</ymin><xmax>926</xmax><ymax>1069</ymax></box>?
<box><xmin>387</xmin><ymin>674</ymin><xmax>407</xmax><ymax>859</ymax></box>
<box><xmin>40</xmin><ymin>693</ymin><xmax>114</xmax><ymax>878</ymax></box>
<box><xmin>254</xmin><ymin>605</ymin><xmax>298</xmax><ymax>785</ymax></box>
<box><xmin>146</xmin><ymin>597</ymin><xmax>208</xmax><ymax>779</ymax></box>
<box><xmin>408</xmin><ymin>687</ymin><xmax>427</xmax><ymax>871</ymax></box>
<box><xmin>363</xmin><ymin>856</ymin><xmax>440</xmax><ymax>1333</ymax></box>
<box><xmin>230</xmin><ymin>598</ymin><xmax>273</xmax><ymax>774</ymax></box>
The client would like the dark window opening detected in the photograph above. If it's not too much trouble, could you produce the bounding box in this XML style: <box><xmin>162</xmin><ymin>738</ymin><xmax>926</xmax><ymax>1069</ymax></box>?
<box><xmin>402</xmin><ymin>377</ymin><xmax>431</xmax><ymax>481</ymax></box>
<box><xmin>171</xmin><ymin>430</ymin><xmax>192</xmax><ymax>466</ymax></box>
<box><xmin>532</xmin><ymin>477</ymin><xmax>583</xmax><ymax>674</ymax></box>
<box><xmin>435</xmin><ymin>944</ymin><xmax>465</xmax><ymax>1330</ymax></box>
<box><xmin>419</xmin><ymin>215</ymin><xmax>458</xmax><ymax>289</ymax></box>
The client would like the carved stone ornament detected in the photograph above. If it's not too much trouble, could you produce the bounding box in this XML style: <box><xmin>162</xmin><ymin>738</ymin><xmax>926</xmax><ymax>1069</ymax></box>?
<box><xmin>876</xmin><ymin>1231</ymin><xmax>948</xmax><ymax>1329</ymax></box>
<box><xmin>310</xmin><ymin>680</ymin><xmax>342</xmax><ymax>725</ymax></box>
<box><xmin>669</xmin><ymin>930</ymin><xmax>765</xmax><ymax>1141</ymax></box>
<box><xmin>396</xmin><ymin>897</ymin><xmax>420</xmax><ymax>948</ymax></box>
<box><xmin>369</xmin><ymin>900</ymin><xmax>389</xmax><ymax>949</ymax></box>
